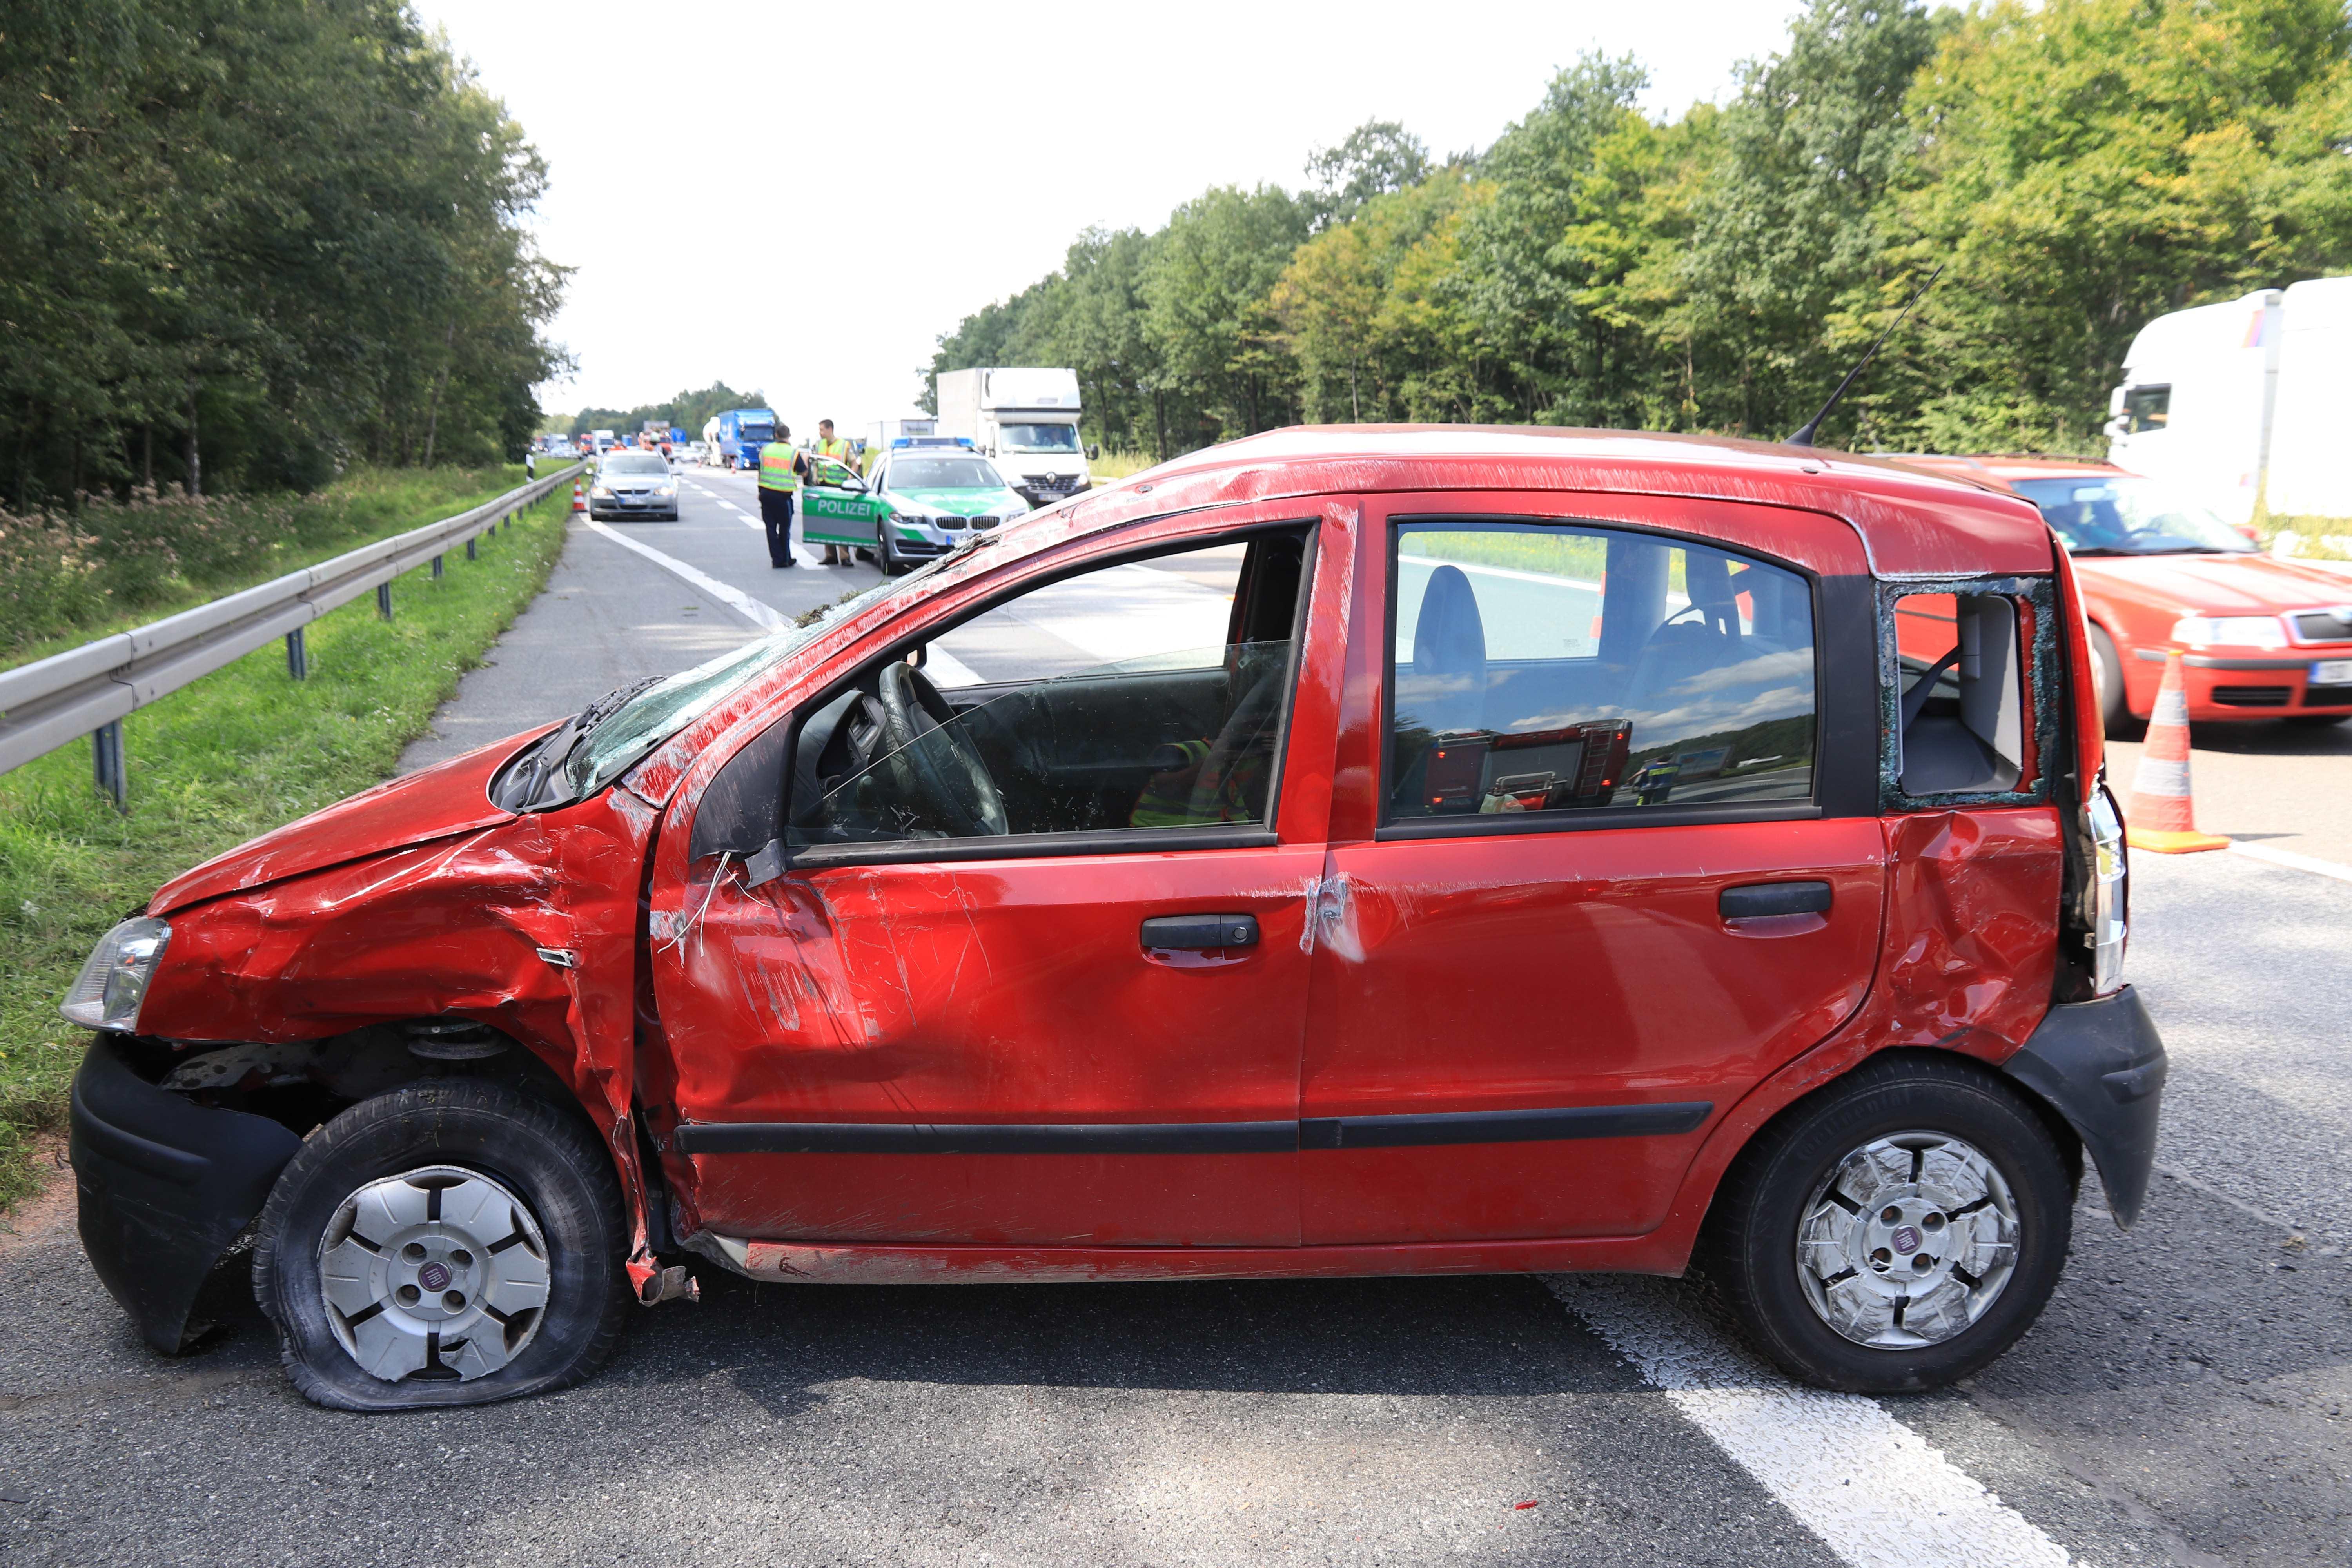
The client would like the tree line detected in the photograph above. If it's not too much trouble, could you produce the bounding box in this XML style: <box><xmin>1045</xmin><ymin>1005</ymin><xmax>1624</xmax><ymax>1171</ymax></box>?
<box><xmin>927</xmin><ymin>0</ymin><xmax>2352</xmax><ymax>461</ymax></box>
<box><xmin>0</xmin><ymin>0</ymin><xmax>565</xmax><ymax>507</ymax></box>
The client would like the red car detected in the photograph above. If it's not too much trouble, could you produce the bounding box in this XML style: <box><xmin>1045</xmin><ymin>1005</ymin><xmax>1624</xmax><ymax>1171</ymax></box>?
<box><xmin>1898</xmin><ymin>456</ymin><xmax>2352</xmax><ymax>733</ymax></box>
<box><xmin>65</xmin><ymin>428</ymin><xmax>2161</xmax><ymax>1410</ymax></box>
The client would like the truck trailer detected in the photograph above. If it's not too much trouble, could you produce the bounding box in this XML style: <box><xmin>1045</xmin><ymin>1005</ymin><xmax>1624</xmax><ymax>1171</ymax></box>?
<box><xmin>933</xmin><ymin>368</ymin><xmax>1093</xmax><ymax>506</ymax></box>
<box><xmin>2107</xmin><ymin>276</ymin><xmax>2352</xmax><ymax>524</ymax></box>
<box><xmin>703</xmin><ymin>408</ymin><xmax>777</xmax><ymax>470</ymax></box>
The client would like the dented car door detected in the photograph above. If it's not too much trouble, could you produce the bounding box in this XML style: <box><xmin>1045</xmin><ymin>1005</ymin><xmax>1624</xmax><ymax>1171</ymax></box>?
<box><xmin>644</xmin><ymin>511</ymin><xmax>1351</xmax><ymax>1250</ymax></box>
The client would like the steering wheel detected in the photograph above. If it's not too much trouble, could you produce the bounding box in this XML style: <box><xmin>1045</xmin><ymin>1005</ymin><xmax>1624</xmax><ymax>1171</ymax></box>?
<box><xmin>867</xmin><ymin>661</ymin><xmax>1007</xmax><ymax>837</ymax></box>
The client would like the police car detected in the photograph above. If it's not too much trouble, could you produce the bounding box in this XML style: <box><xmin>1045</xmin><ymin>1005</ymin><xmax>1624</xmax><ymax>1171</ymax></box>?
<box><xmin>868</xmin><ymin>439</ymin><xmax>1032</xmax><ymax>572</ymax></box>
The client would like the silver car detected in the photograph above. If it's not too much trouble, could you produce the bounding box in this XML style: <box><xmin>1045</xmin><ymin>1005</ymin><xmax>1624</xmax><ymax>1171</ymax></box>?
<box><xmin>587</xmin><ymin>450</ymin><xmax>679</xmax><ymax>521</ymax></box>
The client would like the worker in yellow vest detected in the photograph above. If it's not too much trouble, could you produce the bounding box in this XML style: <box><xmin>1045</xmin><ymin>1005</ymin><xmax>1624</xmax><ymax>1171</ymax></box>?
<box><xmin>812</xmin><ymin>419</ymin><xmax>855</xmax><ymax>565</ymax></box>
<box><xmin>755</xmin><ymin>425</ymin><xmax>807</xmax><ymax>569</ymax></box>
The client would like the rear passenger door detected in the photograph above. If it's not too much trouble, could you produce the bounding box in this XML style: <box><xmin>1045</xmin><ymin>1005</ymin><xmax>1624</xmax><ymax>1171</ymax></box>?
<box><xmin>1301</xmin><ymin>494</ymin><xmax>1887</xmax><ymax>1245</ymax></box>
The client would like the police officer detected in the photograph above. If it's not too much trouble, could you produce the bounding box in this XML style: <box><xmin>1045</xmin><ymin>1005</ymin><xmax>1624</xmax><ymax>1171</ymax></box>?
<box><xmin>755</xmin><ymin>424</ymin><xmax>806</xmax><ymax>569</ymax></box>
<box><xmin>813</xmin><ymin>420</ymin><xmax>855</xmax><ymax>566</ymax></box>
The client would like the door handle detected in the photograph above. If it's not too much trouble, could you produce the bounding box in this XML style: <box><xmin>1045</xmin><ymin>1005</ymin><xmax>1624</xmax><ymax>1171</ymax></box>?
<box><xmin>1140</xmin><ymin>913</ymin><xmax>1259</xmax><ymax>951</ymax></box>
<box><xmin>1719</xmin><ymin>881</ymin><xmax>1832</xmax><ymax>920</ymax></box>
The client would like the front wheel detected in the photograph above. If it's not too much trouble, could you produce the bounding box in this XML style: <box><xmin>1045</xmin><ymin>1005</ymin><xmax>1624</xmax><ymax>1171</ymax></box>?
<box><xmin>1702</xmin><ymin>1054</ymin><xmax>2073</xmax><ymax>1394</ymax></box>
<box><xmin>252</xmin><ymin>1079</ymin><xmax>630</xmax><ymax>1411</ymax></box>
<box><xmin>2089</xmin><ymin>625</ymin><xmax>2138</xmax><ymax>738</ymax></box>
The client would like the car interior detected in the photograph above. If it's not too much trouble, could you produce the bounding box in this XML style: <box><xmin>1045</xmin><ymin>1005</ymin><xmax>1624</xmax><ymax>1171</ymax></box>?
<box><xmin>1894</xmin><ymin>591</ymin><xmax>2027</xmax><ymax>795</ymax></box>
<box><xmin>760</xmin><ymin>529</ymin><xmax>1312</xmax><ymax>851</ymax></box>
<box><xmin>1387</xmin><ymin>523</ymin><xmax>1820</xmax><ymax>818</ymax></box>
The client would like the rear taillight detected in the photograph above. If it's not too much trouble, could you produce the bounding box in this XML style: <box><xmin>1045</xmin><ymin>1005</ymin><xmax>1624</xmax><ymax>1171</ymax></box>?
<box><xmin>2086</xmin><ymin>778</ymin><xmax>2129</xmax><ymax>995</ymax></box>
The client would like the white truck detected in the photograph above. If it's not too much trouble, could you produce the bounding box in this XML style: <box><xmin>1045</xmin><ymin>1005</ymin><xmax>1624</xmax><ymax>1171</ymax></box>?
<box><xmin>933</xmin><ymin>367</ymin><xmax>1094</xmax><ymax>506</ymax></box>
<box><xmin>2106</xmin><ymin>275</ymin><xmax>2352</xmax><ymax>524</ymax></box>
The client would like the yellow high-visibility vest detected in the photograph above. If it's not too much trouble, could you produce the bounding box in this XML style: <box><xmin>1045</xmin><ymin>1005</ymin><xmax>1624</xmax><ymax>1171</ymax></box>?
<box><xmin>757</xmin><ymin>441</ymin><xmax>799</xmax><ymax>492</ymax></box>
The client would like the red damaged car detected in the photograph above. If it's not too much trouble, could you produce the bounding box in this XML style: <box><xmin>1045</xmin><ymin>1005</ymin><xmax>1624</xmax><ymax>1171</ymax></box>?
<box><xmin>65</xmin><ymin>428</ymin><xmax>2162</xmax><ymax>1410</ymax></box>
<box><xmin>1899</xmin><ymin>455</ymin><xmax>2352</xmax><ymax>733</ymax></box>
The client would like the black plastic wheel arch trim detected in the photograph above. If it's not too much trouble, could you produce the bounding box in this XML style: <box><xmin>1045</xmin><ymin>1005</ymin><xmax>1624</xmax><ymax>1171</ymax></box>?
<box><xmin>1998</xmin><ymin>985</ymin><xmax>2167</xmax><ymax>1229</ymax></box>
<box><xmin>68</xmin><ymin>1035</ymin><xmax>303</xmax><ymax>1355</ymax></box>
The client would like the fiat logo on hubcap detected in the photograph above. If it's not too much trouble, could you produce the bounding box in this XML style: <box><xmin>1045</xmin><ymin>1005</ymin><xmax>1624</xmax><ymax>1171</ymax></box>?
<box><xmin>1890</xmin><ymin>1225</ymin><xmax>1922</xmax><ymax>1255</ymax></box>
<box><xmin>418</xmin><ymin>1261</ymin><xmax>453</xmax><ymax>1291</ymax></box>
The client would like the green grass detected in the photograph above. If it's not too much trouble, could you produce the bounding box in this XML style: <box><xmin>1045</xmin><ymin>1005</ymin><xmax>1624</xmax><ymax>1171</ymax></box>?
<box><xmin>0</xmin><ymin>483</ymin><xmax>573</xmax><ymax>1213</ymax></box>
<box><xmin>1</xmin><ymin>462</ymin><xmax>572</xmax><ymax>665</ymax></box>
<box><xmin>1403</xmin><ymin>528</ymin><xmax>1611</xmax><ymax>582</ymax></box>
<box><xmin>1089</xmin><ymin>448</ymin><xmax>1159</xmax><ymax>481</ymax></box>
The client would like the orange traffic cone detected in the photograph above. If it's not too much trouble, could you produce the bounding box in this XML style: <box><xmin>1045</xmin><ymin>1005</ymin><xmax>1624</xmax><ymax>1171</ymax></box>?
<box><xmin>2123</xmin><ymin>648</ymin><xmax>2228</xmax><ymax>853</ymax></box>
<box><xmin>570</xmin><ymin>479</ymin><xmax>586</xmax><ymax>514</ymax></box>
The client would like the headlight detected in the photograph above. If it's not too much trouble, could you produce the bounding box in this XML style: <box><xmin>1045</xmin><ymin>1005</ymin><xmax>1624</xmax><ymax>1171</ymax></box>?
<box><xmin>590</xmin><ymin>483</ymin><xmax>614</xmax><ymax>498</ymax></box>
<box><xmin>2169</xmin><ymin>614</ymin><xmax>2285</xmax><ymax>648</ymax></box>
<box><xmin>2088</xmin><ymin>783</ymin><xmax>2128</xmax><ymax>995</ymax></box>
<box><xmin>62</xmin><ymin>917</ymin><xmax>171</xmax><ymax>1033</ymax></box>
<box><xmin>654</xmin><ymin>483</ymin><xmax>676</xmax><ymax>496</ymax></box>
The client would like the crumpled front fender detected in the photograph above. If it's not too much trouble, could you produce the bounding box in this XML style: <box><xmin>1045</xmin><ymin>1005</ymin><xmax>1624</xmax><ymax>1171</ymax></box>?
<box><xmin>129</xmin><ymin>785</ymin><xmax>665</xmax><ymax>1296</ymax></box>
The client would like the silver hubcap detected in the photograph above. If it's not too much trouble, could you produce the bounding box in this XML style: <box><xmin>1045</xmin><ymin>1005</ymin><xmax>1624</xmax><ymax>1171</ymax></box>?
<box><xmin>318</xmin><ymin>1165</ymin><xmax>551</xmax><ymax>1382</ymax></box>
<box><xmin>1795</xmin><ymin>1131</ymin><xmax>2020</xmax><ymax>1349</ymax></box>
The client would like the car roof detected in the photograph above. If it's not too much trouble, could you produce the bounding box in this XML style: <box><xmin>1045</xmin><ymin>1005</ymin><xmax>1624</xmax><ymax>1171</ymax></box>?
<box><xmin>1882</xmin><ymin>453</ymin><xmax>2123</xmax><ymax>496</ymax></box>
<box><xmin>1063</xmin><ymin>425</ymin><xmax>2055</xmax><ymax>578</ymax></box>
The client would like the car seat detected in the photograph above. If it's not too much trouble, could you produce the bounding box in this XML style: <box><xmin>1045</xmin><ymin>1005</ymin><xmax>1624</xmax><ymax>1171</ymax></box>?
<box><xmin>1404</xmin><ymin>564</ymin><xmax>1489</xmax><ymax>734</ymax></box>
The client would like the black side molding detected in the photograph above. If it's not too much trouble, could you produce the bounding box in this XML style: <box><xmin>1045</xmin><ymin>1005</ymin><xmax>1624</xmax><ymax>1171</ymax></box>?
<box><xmin>69</xmin><ymin>1036</ymin><xmax>303</xmax><ymax>1355</ymax></box>
<box><xmin>2000</xmin><ymin>985</ymin><xmax>2167</xmax><ymax>1228</ymax></box>
<box><xmin>675</xmin><ymin>1102</ymin><xmax>1716</xmax><ymax>1157</ymax></box>
<box><xmin>1300</xmin><ymin>1102</ymin><xmax>1713</xmax><ymax>1150</ymax></box>
<box><xmin>673</xmin><ymin>1120</ymin><xmax>1297</xmax><ymax>1156</ymax></box>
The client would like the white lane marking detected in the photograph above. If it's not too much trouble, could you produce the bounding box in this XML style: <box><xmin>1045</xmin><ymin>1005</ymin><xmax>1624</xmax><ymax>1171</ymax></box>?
<box><xmin>1546</xmin><ymin>1276</ymin><xmax>2075</xmax><ymax>1568</ymax></box>
<box><xmin>2227</xmin><ymin>839</ymin><xmax>2352</xmax><ymax>884</ymax></box>
<box><xmin>582</xmin><ymin>519</ymin><xmax>785</xmax><ymax>633</ymax></box>
<box><xmin>688</xmin><ymin>481</ymin><xmax>820</xmax><ymax>566</ymax></box>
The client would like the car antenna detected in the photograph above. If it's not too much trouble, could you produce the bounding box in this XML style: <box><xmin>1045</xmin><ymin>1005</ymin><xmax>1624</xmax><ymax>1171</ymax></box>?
<box><xmin>1785</xmin><ymin>264</ymin><xmax>1944</xmax><ymax>448</ymax></box>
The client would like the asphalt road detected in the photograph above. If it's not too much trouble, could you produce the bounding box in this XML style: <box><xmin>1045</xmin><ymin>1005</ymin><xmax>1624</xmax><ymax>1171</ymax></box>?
<box><xmin>5</xmin><ymin>466</ymin><xmax>2347</xmax><ymax>1566</ymax></box>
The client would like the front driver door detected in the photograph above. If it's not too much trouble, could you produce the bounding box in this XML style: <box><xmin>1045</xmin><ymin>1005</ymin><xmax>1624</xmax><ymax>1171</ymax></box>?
<box><xmin>653</xmin><ymin>516</ymin><xmax>1343</xmax><ymax>1248</ymax></box>
<box><xmin>800</xmin><ymin>458</ymin><xmax>886</xmax><ymax>553</ymax></box>
<box><xmin>1301</xmin><ymin>494</ymin><xmax>1887</xmax><ymax>1244</ymax></box>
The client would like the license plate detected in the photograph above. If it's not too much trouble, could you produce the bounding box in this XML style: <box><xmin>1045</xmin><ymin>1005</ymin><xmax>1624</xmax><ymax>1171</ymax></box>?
<box><xmin>2314</xmin><ymin>659</ymin><xmax>2352</xmax><ymax>684</ymax></box>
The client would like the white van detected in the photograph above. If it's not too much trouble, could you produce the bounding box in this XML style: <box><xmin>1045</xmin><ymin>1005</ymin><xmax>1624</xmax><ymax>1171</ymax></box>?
<box><xmin>933</xmin><ymin>368</ymin><xmax>1094</xmax><ymax>507</ymax></box>
<box><xmin>2107</xmin><ymin>276</ymin><xmax>2352</xmax><ymax>524</ymax></box>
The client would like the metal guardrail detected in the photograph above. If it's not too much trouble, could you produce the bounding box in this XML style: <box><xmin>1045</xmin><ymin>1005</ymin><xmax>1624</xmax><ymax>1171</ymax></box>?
<box><xmin>0</xmin><ymin>462</ymin><xmax>585</xmax><ymax>804</ymax></box>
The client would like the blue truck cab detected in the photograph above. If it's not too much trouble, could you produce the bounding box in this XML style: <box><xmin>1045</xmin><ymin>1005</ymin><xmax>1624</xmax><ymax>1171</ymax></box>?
<box><xmin>711</xmin><ymin>408</ymin><xmax>777</xmax><ymax>470</ymax></box>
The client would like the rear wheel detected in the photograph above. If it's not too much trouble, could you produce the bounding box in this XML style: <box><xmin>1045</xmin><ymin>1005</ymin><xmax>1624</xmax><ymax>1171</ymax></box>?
<box><xmin>2089</xmin><ymin>625</ymin><xmax>2138</xmax><ymax>738</ymax></box>
<box><xmin>253</xmin><ymin>1080</ymin><xmax>629</xmax><ymax>1411</ymax></box>
<box><xmin>1703</xmin><ymin>1054</ymin><xmax>2073</xmax><ymax>1394</ymax></box>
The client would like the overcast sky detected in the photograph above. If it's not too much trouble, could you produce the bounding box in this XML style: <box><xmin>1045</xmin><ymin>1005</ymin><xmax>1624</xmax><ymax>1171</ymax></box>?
<box><xmin>413</xmin><ymin>1</ymin><xmax>1800</xmax><ymax>437</ymax></box>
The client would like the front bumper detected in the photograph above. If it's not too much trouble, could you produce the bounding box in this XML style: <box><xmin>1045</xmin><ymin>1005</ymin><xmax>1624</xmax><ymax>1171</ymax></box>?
<box><xmin>2000</xmin><ymin>986</ymin><xmax>2167</xmax><ymax>1227</ymax></box>
<box><xmin>2132</xmin><ymin>646</ymin><xmax>2352</xmax><ymax>717</ymax></box>
<box><xmin>68</xmin><ymin>1036</ymin><xmax>302</xmax><ymax>1354</ymax></box>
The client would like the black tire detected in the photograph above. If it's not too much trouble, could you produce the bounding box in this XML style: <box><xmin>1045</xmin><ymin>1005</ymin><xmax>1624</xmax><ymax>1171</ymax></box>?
<box><xmin>1701</xmin><ymin>1053</ymin><xmax>2073</xmax><ymax>1394</ymax></box>
<box><xmin>252</xmin><ymin>1080</ymin><xmax>630</xmax><ymax>1412</ymax></box>
<box><xmin>2089</xmin><ymin>625</ymin><xmax>2139</xmax><ymax>739</ymax></box>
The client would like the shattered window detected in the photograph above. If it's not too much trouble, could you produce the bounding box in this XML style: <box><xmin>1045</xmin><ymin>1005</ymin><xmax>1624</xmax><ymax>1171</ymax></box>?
<box><xmin>791</xmin><ymin>532</ymin><xmax>1309</xmax><ymax>847</ymax></box>
<box><xmin>1386</xmin><ymin>521</ymin><xmax>1817</xmax><ymax>819</ymax></box>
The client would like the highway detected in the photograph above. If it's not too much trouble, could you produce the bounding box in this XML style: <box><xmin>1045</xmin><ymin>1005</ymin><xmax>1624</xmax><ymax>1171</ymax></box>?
<box><xmin>2</xmin><ymin>466</ymin><xmax>2346</xmax><ymax>1567</ymax></box>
